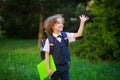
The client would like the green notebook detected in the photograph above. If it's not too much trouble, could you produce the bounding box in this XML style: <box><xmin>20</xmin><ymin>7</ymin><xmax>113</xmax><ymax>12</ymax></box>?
<box><xmin>37</xmin><ymin>55</ymin><xmax>56</xmax><ymax>80</ymax></box>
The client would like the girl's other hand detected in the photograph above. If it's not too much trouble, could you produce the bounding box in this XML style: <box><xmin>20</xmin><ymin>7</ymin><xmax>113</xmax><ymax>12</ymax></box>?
<box><xmin>48</xmin><ymin>68</ymin><xmax>53</xmax><ymax>76</ymax></box>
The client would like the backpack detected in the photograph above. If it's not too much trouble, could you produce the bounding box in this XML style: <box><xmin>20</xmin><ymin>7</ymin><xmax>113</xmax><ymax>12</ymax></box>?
<box><xmin>40</xmin><ymin>32</ymin><xmax>69</xmax><ymax>60</ymax></box>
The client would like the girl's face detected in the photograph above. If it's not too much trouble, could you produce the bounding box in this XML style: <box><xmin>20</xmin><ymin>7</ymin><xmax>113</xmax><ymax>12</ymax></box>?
<box><xmin>52</xmin><ymin>18</ymin><xmax>64</xmax><ymax>33</ymax></box>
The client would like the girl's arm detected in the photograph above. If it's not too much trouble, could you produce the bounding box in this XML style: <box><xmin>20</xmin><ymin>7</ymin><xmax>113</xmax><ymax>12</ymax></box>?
<box><xmin>45</xmin><ymin>52</ymin><xmax>53</xmax><ymax>76</ymax></box>
<box><xmin>74</xmin><ymin>15</ymin><xmax>89</xmax><ymax>38</ymax></box>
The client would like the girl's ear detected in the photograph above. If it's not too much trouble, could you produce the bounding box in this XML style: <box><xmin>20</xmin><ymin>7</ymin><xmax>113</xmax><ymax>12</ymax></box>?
<box><xmin>51</xmin><ymin>26</ymin><xmax>54</xmax><ymax>31</ymax></box>
<box><xmin>52</xmin><ymin>25</ymin><xmax>54</xmax><ymax>27</ymax></box>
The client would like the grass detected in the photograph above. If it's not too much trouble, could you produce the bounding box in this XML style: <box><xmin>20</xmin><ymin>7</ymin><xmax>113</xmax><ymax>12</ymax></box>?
<box><xmin>0</xmin><ymin>39</ymin><xmax>120</xmax><ymax>80</ymax></box>
<box><xmin>70</xmin><ymin>56</ymin><xmax>120</xmax><ymax>80</ymax></box>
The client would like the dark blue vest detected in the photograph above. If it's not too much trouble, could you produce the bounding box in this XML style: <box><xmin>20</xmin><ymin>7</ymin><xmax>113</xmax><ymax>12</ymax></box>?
<box><xmin>52</xmin><ymin>36</ymin><xmax>70</xmax><ymax>65</ymax></box>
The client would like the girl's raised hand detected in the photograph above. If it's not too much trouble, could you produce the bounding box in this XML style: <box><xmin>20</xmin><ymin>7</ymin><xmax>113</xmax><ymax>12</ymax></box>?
<box><xmin>79</xmin><ymin>14</ymin><xmax>89</xmax><ymax>22</ymax></box>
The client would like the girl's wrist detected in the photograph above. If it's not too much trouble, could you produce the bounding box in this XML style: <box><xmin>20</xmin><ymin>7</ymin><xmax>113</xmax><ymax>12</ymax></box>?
<box><xmin>80</xmin><ymin>20</ymin><xmax>86</xmax><ymax>23</ymax></box>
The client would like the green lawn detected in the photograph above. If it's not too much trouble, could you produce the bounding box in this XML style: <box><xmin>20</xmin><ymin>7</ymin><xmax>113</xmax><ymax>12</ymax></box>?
<box><xmin>0</xmin><ymin>39</ymin><xmax>120</xmax><ymax>80</ymax></box>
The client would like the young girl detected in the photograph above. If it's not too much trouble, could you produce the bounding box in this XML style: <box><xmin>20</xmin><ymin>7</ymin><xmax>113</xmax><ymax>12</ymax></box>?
<box><xmin>43</xmin><ymin>14</ymin><xmax>89</xmax><ymax>80</ymax></box>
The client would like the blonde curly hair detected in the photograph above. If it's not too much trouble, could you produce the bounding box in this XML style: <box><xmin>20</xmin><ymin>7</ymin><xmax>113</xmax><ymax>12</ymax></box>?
<box><xmin>44</xmin><ymin>14</ymin><xmax>64</xmax><ymax>36</ymax></box>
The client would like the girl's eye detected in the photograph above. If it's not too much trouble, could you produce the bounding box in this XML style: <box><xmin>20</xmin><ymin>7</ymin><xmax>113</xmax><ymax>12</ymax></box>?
<box><xmin>57</xmin><ymin>22</ymin><xmax>60</xmax><ymax>24</ymax></box>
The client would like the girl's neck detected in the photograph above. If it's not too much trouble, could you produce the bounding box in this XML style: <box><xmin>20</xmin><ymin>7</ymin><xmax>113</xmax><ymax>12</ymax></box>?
<box><xmin>53</xmin><ymin>31</ymin><xmax>61</xmax><ymax>35</ymax></box>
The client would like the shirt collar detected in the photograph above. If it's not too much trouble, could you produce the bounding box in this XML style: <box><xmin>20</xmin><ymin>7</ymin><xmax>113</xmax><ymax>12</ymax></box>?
<box><xmin>53</xmin><ymin>32</ymin><xmax>61</xmax><ymax>38</ymax></box>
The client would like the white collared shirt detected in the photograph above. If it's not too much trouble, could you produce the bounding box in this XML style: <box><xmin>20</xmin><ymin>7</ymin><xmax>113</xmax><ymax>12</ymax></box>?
<box><xmin>43</xmin><ymin>32</ymin><xmax>76</xmax><ymax>52</ymax></box>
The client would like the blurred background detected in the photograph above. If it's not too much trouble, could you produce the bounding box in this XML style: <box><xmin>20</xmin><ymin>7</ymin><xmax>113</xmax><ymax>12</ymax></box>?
<box><xmin>0</xmin><ymin>0</ymin><xmax>120</xmax><ymax>80</ymax></box>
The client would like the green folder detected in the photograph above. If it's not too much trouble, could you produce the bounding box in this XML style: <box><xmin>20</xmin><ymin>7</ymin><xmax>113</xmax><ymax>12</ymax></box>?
<box><xmin>37</xmin><ymin>55</ymin><xmax>56</xmax><ymax>80</ymax></box>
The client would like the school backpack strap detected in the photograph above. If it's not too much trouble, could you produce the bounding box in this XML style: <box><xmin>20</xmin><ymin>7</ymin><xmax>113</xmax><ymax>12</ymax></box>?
<box><xmin>40</xmin><ymin>38</ymin><xmax>47</xmax><ymax>60</ymax></box>
<box><xmin>61</xmin><ymin>32</ymin><xmax>69</xmax><ymax>46</ymax></box>
<box><xmin>47</xmin><ymin>36</ymin><xmax>54</xmax><ymax>53</ymax></box>
<box><xmin>40</xmin><ymin>36</ymin><xmax>54</xmax><ymax>60</ymax></box>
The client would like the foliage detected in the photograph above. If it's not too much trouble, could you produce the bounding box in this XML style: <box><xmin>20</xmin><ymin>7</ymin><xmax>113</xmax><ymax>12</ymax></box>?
<box><xmin>1</xmin><ymin>0</ymin><xmax>90</xmax><ymax>38</ymax></box>
<box><xmin>1</xmin><ymin>0</ymin><xmax>40</xmax><ymax>39</ymax></box>
<box><xmin>70</xmin><ymin>0</ymin><xmax>120</xmax><ymax>61</ymax></box>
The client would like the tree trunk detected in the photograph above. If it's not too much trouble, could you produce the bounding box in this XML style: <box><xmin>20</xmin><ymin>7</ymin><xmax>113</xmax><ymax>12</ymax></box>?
<box><xmin>38</xmin><ymin>5</ymin><xmax>44</xmax><ymax>48</ymax></box>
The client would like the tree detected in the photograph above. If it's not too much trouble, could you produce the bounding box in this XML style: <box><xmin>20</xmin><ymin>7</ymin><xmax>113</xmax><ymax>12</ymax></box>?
<box><xmin>1</xmin><ymin>0</ymin><xmax>40</xmax><ymax>39</ymax></box>
<box><xmin>71</xmin><ymin>0</ymin><xmax>120</xmax><ymax>61</ymax></box>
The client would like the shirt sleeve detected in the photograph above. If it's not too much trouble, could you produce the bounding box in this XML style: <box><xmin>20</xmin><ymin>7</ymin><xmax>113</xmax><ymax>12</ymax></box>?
<box><xmin>66</xmin><ymin>32</ymin><xmax>76</xmax><ymax>43</ymax></box>
<box><xmin>43</xmin><ymin>39</ymin><xmax>50</xmax><ymax>52</ymax></box>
